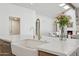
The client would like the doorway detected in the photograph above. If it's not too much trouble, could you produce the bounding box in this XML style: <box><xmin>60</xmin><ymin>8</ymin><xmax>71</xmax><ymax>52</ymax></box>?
<box><xmin>9</xmin><ymin>16</ymin><xmax>20</xmax><ymax>35</ymax></box>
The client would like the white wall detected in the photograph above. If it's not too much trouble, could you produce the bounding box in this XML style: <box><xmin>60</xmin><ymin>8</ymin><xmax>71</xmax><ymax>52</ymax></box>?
<box><xmin>35</xmin><ymin>14</ymin><xmax>53</xmax><ymax>36</ymax></box>
<box><xmin>56</xmin><ymin>9</ymin><xmax>76</xmax><ymax>35</ymax></box>
<box><xmin>0</xmin><ymin>4</ymin><xmax>54</xmax><ymax>37</ymax></box>
<box><xmin>65</xmin><ymin>9</ymin><xmax>76</xmax><ymax>35</ymax></box>
<box><xmin>0</xmin><ymin>4</ymin><xmax>36</xmax><ymax>35</ymax></box>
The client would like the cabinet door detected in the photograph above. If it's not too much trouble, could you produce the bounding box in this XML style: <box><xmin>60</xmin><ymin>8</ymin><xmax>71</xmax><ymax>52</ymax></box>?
<box><xmin>0</xmin><ymin>40</ymin><xmax>11</xmax><ymax>55</ymax></box>
<box><xmin>70</xmin><ymin>50</ymin><xmax>76</xmax><ymax>56</ymax></box>
<box><xmin>76</xmin><ymin>48</ymin><xmax>79</xmax><ymax>56</ymax></box>
<box><xmin>38</xmin><ymin>50</ymin><xmax>57</xmax><ymax>56</ymax></box>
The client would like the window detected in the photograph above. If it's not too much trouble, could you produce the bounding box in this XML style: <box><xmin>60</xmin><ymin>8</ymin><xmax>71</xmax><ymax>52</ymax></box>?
<box><xmin>59</xmin><ymin>3</ymin><xmax>70</xmax><ymax>10</ymax></box>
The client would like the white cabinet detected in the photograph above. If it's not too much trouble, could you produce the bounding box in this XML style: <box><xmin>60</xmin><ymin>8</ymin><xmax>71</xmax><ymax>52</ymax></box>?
<box><xmin>70</xmin><ymin>50</ymin><xmax>76</xmax><ymax>56</ymax></box>
<box><xmin>76</xmin><ymin>48</ymin><xmax>79</xmax><ymax>56</ymax></box>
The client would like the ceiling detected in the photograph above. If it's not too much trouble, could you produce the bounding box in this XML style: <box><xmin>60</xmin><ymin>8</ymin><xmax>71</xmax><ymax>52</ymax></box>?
<box><xmin>12</xmin><ymin>3</ymin><xmax>65</xmax><ymax>18</ymax></box>
<box><xmin>72</xmin><ymin>3</ymin><xmax>79</xmax><ymax>8</ymax></box>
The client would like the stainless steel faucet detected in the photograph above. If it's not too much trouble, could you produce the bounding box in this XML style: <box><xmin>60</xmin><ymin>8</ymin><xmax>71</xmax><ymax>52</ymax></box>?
<box><xmin>36</xmin><ymin>18</ymin><xmax>40</xmax><ymax>40</ymax></box>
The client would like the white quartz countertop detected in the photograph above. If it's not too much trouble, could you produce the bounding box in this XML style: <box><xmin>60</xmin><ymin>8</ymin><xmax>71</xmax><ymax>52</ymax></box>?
<box><xmin>0</xmin><ymin>35</ymin><xmax>33</xmax><ymax>42</ymax></box>
<box><xmin>0</xmin><ymin>35</ymin><xmax>79</xmax><ymax>56</ymax></box>
<box><xmin>38</xmin><ymin>39</ymin><xmax>79</xmax><ymax>56</ymax></box>
<box><xmin>0</xmin><ymin>35</ymin><xmax>19</xmax><ymax>42</ymax></box>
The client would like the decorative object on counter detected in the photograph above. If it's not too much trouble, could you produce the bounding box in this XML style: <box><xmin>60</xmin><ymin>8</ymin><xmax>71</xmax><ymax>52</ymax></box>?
<box><xmin>68</xmin><ymin>33</ymin><xmax>72</xmax><ymax>39</ymax></box>
<box><xmin>56</xmin><ymin>14</ymin><xmax>71</xmax><ymax>40</ymax></box>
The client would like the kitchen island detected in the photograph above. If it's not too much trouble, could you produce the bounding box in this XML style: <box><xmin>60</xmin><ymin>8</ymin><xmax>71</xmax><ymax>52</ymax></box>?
<box><xmin>0</xmin><ymin>35</ymin><xmax>79</xmax><ymax>56</ymax></box>
<box><xmin>38</xmin><ymin>38</ymin><xmax>79</xmax><ymax>56</ymax></box>
<box><xmin>11</xmin><ymin>36</ymin><xmax>79</xmax><ymax>56</ymax></box>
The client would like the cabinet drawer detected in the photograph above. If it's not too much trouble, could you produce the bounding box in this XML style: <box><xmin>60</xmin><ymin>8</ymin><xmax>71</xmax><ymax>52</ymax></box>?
<box><xmin>38</xmin><ymin>50</ymin><xmax>57</xmax><ymax>56</ymax></box>
<box><xmin>0</xmin><ymin>39</ymin><xmax>12</xmax><ymax>55</ymax></box>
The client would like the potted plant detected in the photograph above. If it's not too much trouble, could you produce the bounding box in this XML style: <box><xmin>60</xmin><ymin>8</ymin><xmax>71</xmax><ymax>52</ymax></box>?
<box><xmin>56</xmin><ymin>14</ymin><xmax>71</xmax><ymax>40</ymax></box>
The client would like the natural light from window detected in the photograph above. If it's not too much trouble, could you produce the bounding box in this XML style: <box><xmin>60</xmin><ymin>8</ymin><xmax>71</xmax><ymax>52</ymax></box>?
<box><xmin>59</xmin><ymin>3</ymin><xmax>70</xmax><ymax>10</ymax></box>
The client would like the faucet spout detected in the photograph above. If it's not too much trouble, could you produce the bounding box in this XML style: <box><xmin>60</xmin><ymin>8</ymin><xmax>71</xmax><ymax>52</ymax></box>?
<box><xmin>36</xmin><ymin>18</ymin><xmax>40</xmax><ymax>40</ymax></box>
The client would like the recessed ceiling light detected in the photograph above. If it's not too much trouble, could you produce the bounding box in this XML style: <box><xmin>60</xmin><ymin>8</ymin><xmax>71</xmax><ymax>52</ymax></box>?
<box><xmin>63</xmin><ymin>5</ymin><xmax>70</xmax><ymax>9</ymax></box>
<box><xmin>30</xmin><ymin>3</ymin><xmax>33</xmax><ymax>5</ymax></box>
<box><xmin>59</xmin><ymin>3</ymin><xmax>66</xmax><ymax>7</ymax></box>
<box><xmin>59</xmin><ymin>3</ymin><xmax>70</xmax><ymax>10</ymax></box>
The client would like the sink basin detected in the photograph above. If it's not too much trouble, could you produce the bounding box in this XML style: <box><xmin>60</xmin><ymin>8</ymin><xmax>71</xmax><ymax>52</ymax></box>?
<box><xmin>16</xmin><ymin>39</ymin><xmax>47</xmax><ymax>49</ymax></box>
<box><xmin>11</xmin><ymin>39</ymin><xmax>47</xmax><ymax>56</ymax></box>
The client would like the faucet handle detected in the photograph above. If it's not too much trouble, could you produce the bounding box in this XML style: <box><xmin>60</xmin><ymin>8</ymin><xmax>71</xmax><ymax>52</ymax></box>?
<box><xmin>33</xmin><ymin>35</ymin><xmax>35</xmax><ymax>39</ymax></box>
